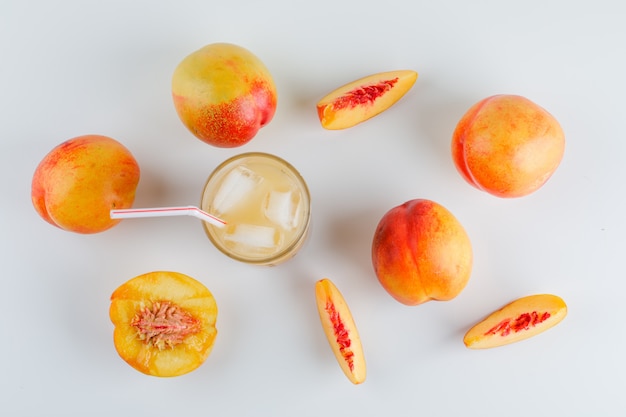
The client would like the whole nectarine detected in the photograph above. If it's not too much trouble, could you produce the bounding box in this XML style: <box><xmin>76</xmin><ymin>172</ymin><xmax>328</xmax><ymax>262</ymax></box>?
<box><xmin>31</xmin><ymin>134</ymin><xmax>140</xmax><ymax>234</ymax></box>
<box><xmin>371</xmin><ymin>199</ymin><xmax>473</xmax><ymax>306</ymax></box>
<box><xmin>452</xmin><ymin>94</ymin><xmax>565</xmax><ymax>198</ymax></box>
<box><xmin>172</xmin><ymin>42</ymin><xmax>277</xmax><ymax>148</ymax></box>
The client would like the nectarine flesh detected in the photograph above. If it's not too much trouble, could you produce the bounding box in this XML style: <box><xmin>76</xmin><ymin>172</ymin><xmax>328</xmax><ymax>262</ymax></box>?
<box><xmin>315</xmin><ymin>278</ymin><xmax>366</xmax><ymax>384</ymax></box>
<box><xmin>317</xmin><ymin>70</ymin><xmax>417</xmax><ymax>130</ymax></box>
<box><xmin>464</xmin><ymin>294</ymin><xmax>567</xmax><ymax>349</ymax></box>
<box><xmin>109</xmin><ymin>271</ymin><xmax>218</xmax><ymax>377</ymax></box>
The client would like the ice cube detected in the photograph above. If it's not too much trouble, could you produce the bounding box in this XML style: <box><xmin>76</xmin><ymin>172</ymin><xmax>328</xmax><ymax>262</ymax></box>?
<box><xmin>263</xmin><ymin>190</ymin><xmax>301</xmax><ymax>230</ymax></box>
<box><xmin>223</xmin><ymin>224</ymin><xmax>282</xmax><ymax>252</ymax></box>
<box><xmin>212</xmin><ymin>165</ymin><xmax>262</xmax><ymax>214</ymax></box>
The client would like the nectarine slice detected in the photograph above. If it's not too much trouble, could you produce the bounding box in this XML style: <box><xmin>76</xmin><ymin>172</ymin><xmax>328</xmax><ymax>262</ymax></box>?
<box><xmin>109</xmin><ymin>271</ymin><xmax>218</xmax><ymax>377</ymax></box>
<box><xmin>315</xmin><ymin>278</ymin><xmax>366</xmax><ymax>384</ymax></box>
<box><xmin>317</xmin><ymin>70</ymin><xmax>417</xmax><ymax>130</ymax></box>
<box><xmin>464</xmin><ymin>294</ymin><xmax>567</xmax><ymax>349</ymax></box>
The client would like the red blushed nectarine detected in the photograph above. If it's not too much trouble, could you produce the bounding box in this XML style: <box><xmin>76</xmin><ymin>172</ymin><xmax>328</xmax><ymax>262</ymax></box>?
<box><xmin>172</xmin><ymin>42</ymin><xmax>277</xmax><ymax>148</ymax></box>
<box><xmin>452</xmin><ymin>94</ymin><xmax>565</xmax><ymax>198</ymax></box>
<box><xmin>315</xmin><ymin>278</ymin><xmax>366</xmax><ymax>384</ymax></box>
<box><xmin>109</xmin><ymin>271</ymin><xmax>218</xmax><ymax>377</ymax></box>
<box><xmin>31</xmin><ymin>134</ymin><xmax>140</xmax><ymax>234</ymax></box>
<box><xmin>317</xmin><ymin>70</ymin><xmax>417</xmax><ymax>130</ymax></box>
<box><xmin>372</xmin><ymin>199</ymin><xmax>473</xmax><ymax>306</ymax></box>
<box><xmin>464</xmin><ymin>294</ymin><xmax>567</xmax><ymax>349</ymax></box>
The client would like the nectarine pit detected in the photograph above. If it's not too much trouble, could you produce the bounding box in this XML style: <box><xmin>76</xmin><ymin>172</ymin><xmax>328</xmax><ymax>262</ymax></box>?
<box><xmin>131</xmin><ymin>301</ymin><xmax>201</xmax><ymax>350</ymax></box>
<box><xmin>485</xmin><ymin>311</ymin><xmax>551</xmax><ymax>337</ymax></box>
<box><xmin>334</xmin><ymin>78</ymin><xmax>399</xmax><ymax>110</ymax></box>
<box><xmin>325</xmin><ymin>301</ymin><xmax>355</xmax><ymax>371</ymax></box>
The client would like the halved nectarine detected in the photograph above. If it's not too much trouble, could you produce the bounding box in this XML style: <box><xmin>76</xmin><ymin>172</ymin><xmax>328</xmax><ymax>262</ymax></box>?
<box><xmin>317</xmin><ymin>70</ymin><xmax>417</xmax><ymax>129</ymax></box>
<box><xmin>315</xmin><ymin>278</ymin><xmax>366</xmax><ymax>384</ymax></box>
<box><xmin>464</xmin><ymin>294</ymin><xmax>567</xmax><ymax>349</ymax></box>
<box><xmin>109</xmin><ymin>271</ymin><xmax>218</xmax><ymax>377</ymax></box>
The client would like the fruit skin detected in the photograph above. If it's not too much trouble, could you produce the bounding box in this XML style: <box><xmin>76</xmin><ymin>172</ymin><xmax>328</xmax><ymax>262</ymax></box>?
<box><xmin>31</xmin><ymin>134</ymin><xmax>140</xmax><ymax>234</ymax></box>
<box><xmin>464</xmin><ymin>294</ymin><xmax>567</xmax><ymax>349</ymax></box>
<box><xmin>315</xmin><ymin>278</ymin><xmax>366</xmax><ymax>385</ymax></box>
<box><xmin>372</xmin><ymin>199</ymin><xmax>472</xmax><ymax>306</ymax></box>
<box><xmin>109</xmin><ymin>271</ymin><xmax>218</xmax><ymax>377</ymax></box>
<box><xmin>317</xmin><ymin>70</ymin><xmax>417</xmax><ymax>130</ymax></box>
<box><xmin>172</xmin><ymin>42</ymin><xmax>277</xmax><ymax>148</ymax></box>
<box><xmin>451</xmin><ymin>94</ymin><xmax>565</xmax><ymax>198</ymax></box>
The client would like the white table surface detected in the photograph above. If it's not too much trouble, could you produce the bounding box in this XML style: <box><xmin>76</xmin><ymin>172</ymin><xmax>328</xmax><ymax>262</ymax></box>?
<box><xmin>2</xmin><ymin>1</ymin><xmax>624</xmax><ymax>416</ymax></box>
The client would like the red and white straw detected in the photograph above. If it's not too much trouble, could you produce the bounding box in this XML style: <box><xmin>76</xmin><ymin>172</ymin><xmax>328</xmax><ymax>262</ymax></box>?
<box><xmin>110</xmin><ymin>206</ymin><xmax>226</xmax><ymax>227</ymax></box>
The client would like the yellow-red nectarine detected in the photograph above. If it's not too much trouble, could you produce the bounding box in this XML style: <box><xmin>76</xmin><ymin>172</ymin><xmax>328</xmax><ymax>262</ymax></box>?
<box><xmin>31</xmin><ymin>134</ymin><xmax>140</xmax><ymax>234</ymax></box>
<box><xmin>172</xmin><ymin>43</ymin><xmax>277</xmax><ymax>148</ymax></box>
<box><xmin>452</xmin><ymin>94</ymin><xmax>565</xmax><ymax>198</ymax></box>
<box><xmin>372</xmin><ymin>199</ymin><xmax>473</xmax><ymax>306</ymax></box>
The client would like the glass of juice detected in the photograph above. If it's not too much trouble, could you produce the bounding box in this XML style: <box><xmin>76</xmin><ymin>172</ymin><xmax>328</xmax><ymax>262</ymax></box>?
<box><xmin>200</xmin><ymin>152</ymin><xmax>311</xmax><ymax>266</ymax></box>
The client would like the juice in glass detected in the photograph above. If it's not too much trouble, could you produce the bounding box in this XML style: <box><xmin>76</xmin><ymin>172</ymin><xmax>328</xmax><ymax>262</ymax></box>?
<box><xmin>200</xmin><ymin>152</ymin><xmax>311</xmax><ymax>265</ymax></box>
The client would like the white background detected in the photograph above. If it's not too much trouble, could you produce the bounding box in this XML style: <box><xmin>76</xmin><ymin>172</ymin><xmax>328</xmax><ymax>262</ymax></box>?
<box><xmin>2</xmin><ymin>1</ymin><xmax>624</xmax><ymax>416</ymax></box>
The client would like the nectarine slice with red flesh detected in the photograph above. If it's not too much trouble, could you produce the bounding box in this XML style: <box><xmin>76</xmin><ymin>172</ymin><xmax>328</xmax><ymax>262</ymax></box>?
<box><xmin>317</xmin><ymin>70</ymin><xmax>417</xmax><ymax>130</ymax></box>
<box><xmin>110</xmin><ymin>271</ymin><xmax>218</xmax><ymax>377</ymax></box>
<box><xmin>315</xmin><ymin>278</ymin><xmax>366</xmax><ymax>384</ymax></box>
<box><xmin>464</xmin><ymin>294</ymin><xmax>567</xmax><ymax>349</ymax></box>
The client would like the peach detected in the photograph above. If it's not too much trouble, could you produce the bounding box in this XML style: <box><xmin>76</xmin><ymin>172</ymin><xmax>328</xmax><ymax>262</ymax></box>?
<box><xmin>464</xmin><ymin>294</ymin><xmax>567</xmax><ymax>349</ymax></box>
<box><xmin>109</xmin><ymin>271</ymin><xmax>218</xmax><ymax>377</ymax></box>
<box><xmin>171</xmin><ymin>42</ymin><xmax>277</xmax><ymax>148</ymax></box>
<box><xmin>31</xmin><ymin>134</ymin><xmax>140</xmax><ymax>234</ymax></box>
<box><xmin>315</xmin><ymin>278</ymin><xmax>366</xmax><ymax>384</ymax></box>
<box><xmin>371</xmin><ymin>199</ymin><xmax>472</xmax><ymax>306</ymax></box>
<box><xmin>452</xmin><ymin>94</ymin><xmax>565</xmax><ymax>198</ymax></box>
<box><xmin>317</xmin><ymin>70</ymin><xmax>417</xmax><ymax>130</ymax></box>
